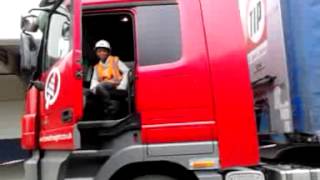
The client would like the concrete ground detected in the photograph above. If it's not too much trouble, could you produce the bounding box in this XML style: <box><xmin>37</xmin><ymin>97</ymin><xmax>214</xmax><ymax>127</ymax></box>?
<box><xmin>0</xmin><ymin>163</ymin><xmax>24</xmax><ymax>180</ymax></box>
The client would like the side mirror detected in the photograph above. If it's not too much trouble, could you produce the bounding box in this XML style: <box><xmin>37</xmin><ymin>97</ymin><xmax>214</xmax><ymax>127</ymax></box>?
<box><xmin>21</xmin><ymin>15</ymin><xmax>39</xmax><ymax>32</ymax></box>
<box><xmin>62</xmin><ymin>22</ymin><xmax>71</xmax><ymax>40</ymax></box>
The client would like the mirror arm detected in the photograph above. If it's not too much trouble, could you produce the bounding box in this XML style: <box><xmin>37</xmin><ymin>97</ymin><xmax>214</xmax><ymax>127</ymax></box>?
<box><xmin>30</xmin><ymin>80</ymin><xmax>44</xmax><ymax>91</ymax></box>
<box><xmin>28</xmin><ymin>8</ymin><xmax>69</xmax><ymax>21</ymax></box>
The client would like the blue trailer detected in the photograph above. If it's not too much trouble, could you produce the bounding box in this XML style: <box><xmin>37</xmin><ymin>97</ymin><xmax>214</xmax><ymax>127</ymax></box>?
<box><xmin>281</xmin><ymin>0</ymin><xmax>320</xmax><ymax>135</ymax></box>
<box><xmin>241</xmin><ymin>0</ymin><xmax>320</xmax><ymax>140</ymax></box>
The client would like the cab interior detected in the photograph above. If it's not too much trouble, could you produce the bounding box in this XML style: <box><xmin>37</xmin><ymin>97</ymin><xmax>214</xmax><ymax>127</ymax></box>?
<box><xmin>82</xmin><ymin>12</ymin><xmax>135</xmax><ymax>120</ymax></box>
<box><xmin>79</xmin><ymin>12</ymin><xmax>139</xmax><ymax>148</ymax></box>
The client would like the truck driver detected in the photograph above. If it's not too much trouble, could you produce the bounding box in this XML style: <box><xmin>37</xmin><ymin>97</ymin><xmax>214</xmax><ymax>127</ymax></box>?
<box><xmin>90</xmin><ymin>40</ymin><xmax>129</xmax><ymax>115</ymax></box>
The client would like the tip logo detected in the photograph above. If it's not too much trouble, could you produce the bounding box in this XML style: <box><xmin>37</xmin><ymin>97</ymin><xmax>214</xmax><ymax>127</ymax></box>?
<box><xmin>45</xmin><ymin>67</ymin><xmax>61</xmax><ymax>109</ymax></box>
<box><xmin>247</xmin><ymin>0</ymin><xmax>266</xmax><ymax>44</ymax></box>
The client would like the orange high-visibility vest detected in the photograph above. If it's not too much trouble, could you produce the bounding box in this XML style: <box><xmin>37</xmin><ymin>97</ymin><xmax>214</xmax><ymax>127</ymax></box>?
<box><xmin>95</xmin><ymin>56</ymin><xmax>122</xmax><ymax>82</ymax></box>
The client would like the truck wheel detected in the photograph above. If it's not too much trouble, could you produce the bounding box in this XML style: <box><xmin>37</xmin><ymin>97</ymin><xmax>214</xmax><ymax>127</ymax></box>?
<box><xmin>132</xmin><ymin>175</ymin><xmax>176</xmax><ymax>180</ymax></box>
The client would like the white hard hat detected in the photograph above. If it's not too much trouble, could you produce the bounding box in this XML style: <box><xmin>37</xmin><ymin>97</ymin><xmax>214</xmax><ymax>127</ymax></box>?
<box><xmin>95</xmin><ymin>40</ymin><xmax>111</xmax><ymax>50</ymax></box>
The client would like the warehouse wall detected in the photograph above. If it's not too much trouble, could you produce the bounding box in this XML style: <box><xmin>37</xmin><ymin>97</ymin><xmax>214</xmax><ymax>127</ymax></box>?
<box><xmin>0</xmin><ymin>47</ymin><xmax>29</xmax><ymax>165</ymax></box>
<box><xmin>0</xmin><ymin>75</ymin><xmax>25</xmax><ymax>139</ymax></box>
<box><xmin>0</xmin><ymin>0</ymin><xmax>38</xmax><ymax>168</ymax></box>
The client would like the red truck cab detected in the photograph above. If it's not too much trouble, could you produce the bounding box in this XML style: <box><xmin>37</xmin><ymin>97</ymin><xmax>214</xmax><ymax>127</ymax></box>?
<box><xmin>20</xmin><ymin>0</ymin><xmax>260</xmax><ymax>179</ymax></box>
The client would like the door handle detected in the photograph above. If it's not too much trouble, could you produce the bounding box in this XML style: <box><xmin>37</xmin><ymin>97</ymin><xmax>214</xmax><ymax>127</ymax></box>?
<box><xmin>75</xmin><ymin>69</ymin><xmax>83</xmax><ymax>79</ymax></box>
<box><xmin>61</xmin><ymin>109</ymin><xmax>73</xmax><ymax>122</ymax></box>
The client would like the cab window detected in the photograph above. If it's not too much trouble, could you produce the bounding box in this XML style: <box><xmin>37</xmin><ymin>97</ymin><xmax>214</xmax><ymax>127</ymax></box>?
<box><xmin>45</xmin><ymin>7</ymin><xmax>71</xmax><ymax>70</ymax></box>
<box><xmin>136</xmin><ymin>5</ymin><xmax>182</xmax><ymax>66</ymax></box>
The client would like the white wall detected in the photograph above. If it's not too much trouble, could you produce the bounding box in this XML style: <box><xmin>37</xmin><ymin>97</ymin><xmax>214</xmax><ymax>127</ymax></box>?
<box><xmin>0</xmin><ymin>1</ymin><xmax>38</xmax><ymax>138</ymax></box>
<box><xmin>0</xmin><ymin>75</ymin><xmax>25</xmax><ymax>138</ymax></box>
<box><xmin>0</xmin><ymin>0</ymin><xmax>40</xmax><ymax>45</ymax></box>
<box><xmin>0</xmin><ymin>100</ymin><xmax>24</xmax><ymax>139</ymax></box>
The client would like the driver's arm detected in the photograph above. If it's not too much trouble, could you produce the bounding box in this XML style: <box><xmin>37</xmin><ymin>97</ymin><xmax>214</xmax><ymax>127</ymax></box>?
<box><xmin>90</xmin><ymin>67</ymin><xmax>99</xmax><ymax>90</ymax></box>
<box><xmin>117</xmin><ymin>60</ymin><xmax>130</xmax><ymax>90</ymax></box>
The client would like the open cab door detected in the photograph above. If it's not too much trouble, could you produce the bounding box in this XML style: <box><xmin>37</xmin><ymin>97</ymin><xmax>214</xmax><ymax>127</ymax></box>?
<box><xmin>37</xmin><ymin>0</ymin><xmax>82</xmax><ymax>150</ymax></box>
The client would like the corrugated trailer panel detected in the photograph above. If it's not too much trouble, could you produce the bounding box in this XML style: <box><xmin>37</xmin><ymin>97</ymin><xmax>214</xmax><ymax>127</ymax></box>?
<box><xmin>281</xmin><ymin>0</ymin><xmax>320</xmax><ymax>134</ymax></box>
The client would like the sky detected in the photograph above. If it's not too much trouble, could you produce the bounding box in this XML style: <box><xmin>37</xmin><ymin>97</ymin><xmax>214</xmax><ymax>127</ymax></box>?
<box><xmin>0</xmin><ymin>0</ymin><xmax>40</xmax><ymax>42</ymax></box>
<box><xmin>0</xmin><ymin>0</ymin><xmax>248</xmax><ymax>44</ymax></box>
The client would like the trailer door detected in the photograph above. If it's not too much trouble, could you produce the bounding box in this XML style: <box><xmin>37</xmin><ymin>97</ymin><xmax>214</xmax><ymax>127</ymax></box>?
<box><xmin>39</xmin><ymin>0</ymin><xmax>82</xmax><ymax>150</ymax></box>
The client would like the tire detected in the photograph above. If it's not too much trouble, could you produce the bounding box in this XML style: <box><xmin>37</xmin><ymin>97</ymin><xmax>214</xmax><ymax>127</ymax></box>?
<box><xmin>132</xmin><ymin>175</ymin><xmax>177</xmax><ymax>180</ymax></box>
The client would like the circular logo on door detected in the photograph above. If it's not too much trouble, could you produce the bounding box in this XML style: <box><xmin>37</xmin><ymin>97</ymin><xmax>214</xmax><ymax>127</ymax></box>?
<box><xmin>247</xmin><ymin>0</ymin><xmax>266</xmax><ymax>44</ymax></box>
<box><xmin>45</xmin><ymin>67</ymin><xmax>61</xmax><ymax>109</ymax></box>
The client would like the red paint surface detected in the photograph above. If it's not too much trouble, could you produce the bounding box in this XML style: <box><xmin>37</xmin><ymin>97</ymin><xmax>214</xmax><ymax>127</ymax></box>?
<box><xmin>200</xmin><ymin>0</ymin><xmax>259</xmax><ymax>168</ymax></box>
<box><xmin>82</xmin><ymin>0</ymin><xmax>148</xmax><ymax>6</ymax></box>
<box><xmin>21</xmin><ymin>86</ymin><xmax>38</xmax><ymax>149</ymax></box>
<box><xmin>38</xmin><ymin>0</ymin><xmax>83</xmax><ymax>150</ymax></box>
<box><xmin>135</xmin><ymin>0</ymin><xmax>216</xmax><ymax>144</ymax></box>
<box><xmin>142</xmin><ymin>121</ymin><xmax>217</xmax><ymax>143</ymax></box>
<box><xmin>39</xmin><ymin>125</ymin><xmax>75</xmax><ymax>149</ymax></box>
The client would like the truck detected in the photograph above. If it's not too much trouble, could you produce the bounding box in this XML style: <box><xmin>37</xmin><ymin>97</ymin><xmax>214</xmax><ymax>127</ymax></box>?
<box><xmin>18</xmin><ymin>0</ymin><xmax>320</xmax><ymax>179</ymax></box>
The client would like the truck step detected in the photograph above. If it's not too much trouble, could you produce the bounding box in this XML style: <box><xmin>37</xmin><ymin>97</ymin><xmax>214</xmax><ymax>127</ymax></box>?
<box><xmin>262</xmin><ymin>164</ymin><xmax>320</xmax><ymax>180</ymax></box>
